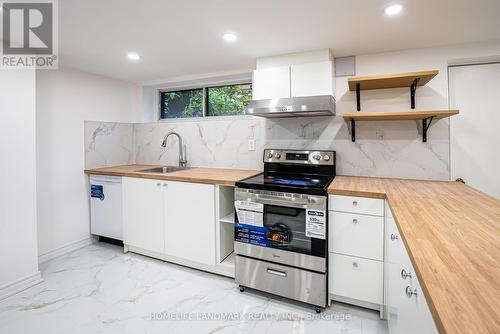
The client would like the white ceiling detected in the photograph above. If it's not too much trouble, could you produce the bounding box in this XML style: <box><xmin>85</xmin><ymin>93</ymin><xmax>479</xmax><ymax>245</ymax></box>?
<box><xmin>59</xmin><ymin>0</ymin><xmax>500</xmax><ymax>83</ymax></box>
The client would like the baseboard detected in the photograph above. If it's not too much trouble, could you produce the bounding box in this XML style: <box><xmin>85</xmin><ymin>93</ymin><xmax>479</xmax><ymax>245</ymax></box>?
<box><xmin>0</xmin><ymin>271</ymin><xmax>43</xmax><ymax>301</ymax></box>
<box><xmin>38</xmin><ymin>237</ymin><xmax>94</xmax><ymax>264</ymax></box>
<box><xmin>126</xmin><ymin>244</ymin><xmax>234</xmax><ymax>278</ymax></box>
<box><xmin>330</xmin><ymin>294</ymin><xmax>381</xmax><ymax>312</ymax></box>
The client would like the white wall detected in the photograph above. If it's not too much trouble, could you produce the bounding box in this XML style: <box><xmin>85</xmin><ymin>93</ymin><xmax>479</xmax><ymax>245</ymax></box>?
<box><xmin>36</xmin><ymin>67</ymin><xmax>138</xmax><ymax>261</ymax></box>
<box><xmin>0</xmin><ymin>70</ymin><xmax>41</xmax><ymax>299</ymax></box>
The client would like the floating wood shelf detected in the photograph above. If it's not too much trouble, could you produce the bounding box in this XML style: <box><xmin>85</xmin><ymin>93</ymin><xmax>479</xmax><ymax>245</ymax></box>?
<box><xmin>343</xmin><ymin>110</ymin><xmax>459</xmax><ymax>142</ymax></box>
<box><xmin>348</xmin><ymin>70</ymin><xmax>439</xmax><ymax>111</ymax></box>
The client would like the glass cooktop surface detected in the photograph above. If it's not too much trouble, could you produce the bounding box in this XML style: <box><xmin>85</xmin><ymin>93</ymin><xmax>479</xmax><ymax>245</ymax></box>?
<box><xmin>238</xmin><ymin>173</ymin><xmax>333</xmax><ymax>191</ymax></box>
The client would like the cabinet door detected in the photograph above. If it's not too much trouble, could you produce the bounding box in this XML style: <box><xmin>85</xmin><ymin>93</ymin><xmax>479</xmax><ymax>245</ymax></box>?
<box><xmin>122</xmin><ymin>177</ymin><xmax>164</xmax><ymax>254</ymax></box>
<box><xmin>329</xmin><ymin>211</ymin><xmax>383</xmax><ymax>261</ymax></box>
<box><xmin>164</xmin><ymin>181</ymin><xmax>216</xmax><ymax>265</ymax></box>
<box><xmin>252</xmin><ymin>66</ymin><xmax>291</xmax><ymax>100</ymax></box>
<box><xmin>291</xmin><ymin>61</ymin><xmax>334</xmax><ymax>97</ymax></box>
<box><xmin>385</xmin><ymin>200</ymin><xmax>438</xmax><ymax>334</ymax></box>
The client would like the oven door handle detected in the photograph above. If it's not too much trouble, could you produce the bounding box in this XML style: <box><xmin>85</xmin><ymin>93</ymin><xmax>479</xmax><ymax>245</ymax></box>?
<box><xmin>267</xmin><ymin>268</ymin><xmax>287</xmax><ymax>277</ymax></box>
<box><xmin>246</xmin><ymin>198</ymin><xmax>308</xmax><ymax>209</ymax></box>
<box><xmin>242</xmin><ymin>196</ymin><xmax>308</xmax><ymax>209</ymax></box>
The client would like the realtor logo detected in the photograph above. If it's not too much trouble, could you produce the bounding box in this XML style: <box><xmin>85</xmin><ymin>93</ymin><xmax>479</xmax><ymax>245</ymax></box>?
<box><xmin>1</xmin><ymin>0</ymin><xmax>58</xmax><ymax>69</ymax></box>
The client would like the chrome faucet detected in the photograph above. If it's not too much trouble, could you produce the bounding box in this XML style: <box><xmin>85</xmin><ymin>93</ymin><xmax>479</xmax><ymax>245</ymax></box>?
<box><xmin>161</xmin><ymin>131</ymin><xmax>187</xmax><ymax>168</ymax></box>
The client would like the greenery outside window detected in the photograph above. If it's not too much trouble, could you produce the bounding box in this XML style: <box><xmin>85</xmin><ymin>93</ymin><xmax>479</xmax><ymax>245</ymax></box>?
<box><xmin>160</xmin><ymin>88</ymin><xmax>203</xmax><ymax>119</ymax></box>
<box><xmin>160</xmin><ymin>83</ymin><xmax>252</xmax><ymax>119</ymax></box>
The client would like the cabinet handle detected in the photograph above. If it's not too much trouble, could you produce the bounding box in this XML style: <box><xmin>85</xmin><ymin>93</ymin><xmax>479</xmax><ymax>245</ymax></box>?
<box><xmin>390</xmin><ymin>233</ymin><xmax>399</xmax><ymax>241</ymax></box>
<box><xmin>352</xmin><ymin>200</ymin><xmax>358</xmax><ymax>206</ymax></box>
<box><xmin>352</xmin><ymin>218</ymin><xmax>358</xmax><ymax>224</ymax></box>
<box><xmin>267</xmin><ymin>268</ymin><xmax>287</xmax><ymax>277</ymax></box>
<box><xmin>156</xmin><ymin>183</ymin><xmax>161</xmax><ymax>186</ymax></box>
<box><xmin>406</xmin><ymin>286</ymin><xmax>418</xmax><ymax>298</ymax></box>
<box><xmin>352</xmin><ymin>262</ymin><xmax>358</xmax><ymax>268</ymax></box>
<box><xmin>401</xmin><ymin>269</ymin><xmax>413</xmax><ymax>280</ymax></box>
<box><xmin>163</xmin><ymin>183</ymin><xmax>168</xmax><ymax>187</ymax></box>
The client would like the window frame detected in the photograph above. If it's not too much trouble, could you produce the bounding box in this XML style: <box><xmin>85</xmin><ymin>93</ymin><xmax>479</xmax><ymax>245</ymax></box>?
<box><xmin>158</xmin><ymin>82</ymin><xmax>252</xmax><ymax>121</ymax></box>
<box><xmin>159</xmin><ymin>87</ymin><xmax>204</xmax><ymax>120</ymax></box>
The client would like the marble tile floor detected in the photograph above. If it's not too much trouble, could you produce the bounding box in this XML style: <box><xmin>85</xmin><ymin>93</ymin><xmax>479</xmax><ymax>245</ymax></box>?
<box><xmin>0</xmin><ymin>243</ymin><xmax>388</xmax><ymax>334</ymax></box>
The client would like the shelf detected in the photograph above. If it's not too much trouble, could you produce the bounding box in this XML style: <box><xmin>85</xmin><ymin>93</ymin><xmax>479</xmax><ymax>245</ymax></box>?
<box><xmin>347</xmin><ymin>70</ymin><xmax>439</xmax><ymax>111</ymax></box>
<box><xmin>348</xmin><ymin>70</ymin><xmax>438</xmax><ymax>91</ymax></box>
<box><xmin>219</xmin><ymin>252</ymin><xmax>234</xmax><ymax>269</ymax></box>
<box><xmin>220</xmin><ymin>213</ymin><xmax>234</xmax><ymax>224</ymax></box>
<box><xmin>343</xmin><ymin>110</ymin><xmax>458</xmax><ymax>121</ymax></box>
<box><xmin>343</xmin><ymin>110</ymin><xmax>459</xmax><ymax>142</ymax></box>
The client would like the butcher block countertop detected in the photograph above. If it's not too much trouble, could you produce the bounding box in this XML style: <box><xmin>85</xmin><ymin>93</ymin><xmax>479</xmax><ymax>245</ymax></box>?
<box><xmin>329</xmin><ymin>176</ymin><xmax>500</xmax><ymax>334</ymax></box>
<box><xmin>84</xmin><ymin>164</ymin><xmax>261</xmax><ymax>186</ymax></box>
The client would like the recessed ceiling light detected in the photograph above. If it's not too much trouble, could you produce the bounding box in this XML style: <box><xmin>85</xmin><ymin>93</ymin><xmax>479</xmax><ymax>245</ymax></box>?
<box><xmin>223</xmin><ymin>33</ymin><xmax>237</xmax><ymax>43</ymax></box>
<box><xmin>127</xmin><ymin>53</ymin><xmax>141</xmax><ymax>61</ymax></box>
<box><xmin>385</xmin><ymin>4</ymin><xmax>403</xmax><ymax>16</ymax></box>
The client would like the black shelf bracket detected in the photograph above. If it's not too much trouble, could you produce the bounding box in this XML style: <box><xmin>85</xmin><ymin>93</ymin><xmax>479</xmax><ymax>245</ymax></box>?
<box><xmin>356</xmin><ymin>83</ymin><xmax>361</xmax><ymax>111</ymax></box>
<box><xmin>350</xmin><ymin>119</ymin><xmax>356</xmax><ymax>142</ymax></box>
<box><xmin>410</xmin><ymin>78</ymin><xmax>420</xmax><ymax>109</ymax></box>
<box><xmin>422</xmin><ymin>116</ymin><xmax>434</xmax><ymax>142</ymax></box>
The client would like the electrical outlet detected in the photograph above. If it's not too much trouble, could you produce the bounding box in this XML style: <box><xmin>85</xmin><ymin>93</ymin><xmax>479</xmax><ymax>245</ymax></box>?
<box><xmin>248</xmin><ymin>139</ymin><xmax>256</xmax><ymax>151</ymax></box>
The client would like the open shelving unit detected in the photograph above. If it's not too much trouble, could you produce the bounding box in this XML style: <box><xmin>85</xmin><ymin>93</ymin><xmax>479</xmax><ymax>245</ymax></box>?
<box><xmin>219</xmin><ymin>212</ymin><xmax>234</xmax><ymax>224</ymax></box>
<box><xmin>343</xmin><ymin>110</ymin><xmax>459</xmax><ymax>142</ymax></box>
<box><xmin>215</xmin><ymin>185</ymin><xmax>236</xmax><ymax>276</ymax></box>
<box><xmin>348</xmin><ymin>70</ymin><xmax>439</xmax><ymax>111</ymax></box>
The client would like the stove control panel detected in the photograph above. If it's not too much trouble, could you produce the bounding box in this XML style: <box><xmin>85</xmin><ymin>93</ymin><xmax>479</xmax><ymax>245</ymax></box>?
<box><xmin>263</xmin><ymin>149</ymin><xmax>335</xmax><ymax>166</ymax></box>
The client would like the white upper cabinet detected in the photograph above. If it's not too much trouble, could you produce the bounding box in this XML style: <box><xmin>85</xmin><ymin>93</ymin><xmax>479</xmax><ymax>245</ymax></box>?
<box><xmin>164</xmin><ymin>181</ymin><xmax>216</xmax><ymax>266</ymax></box>
<box><xmin>252</xmin><ymin>60</ymin><xmax>335</xmax><ymax>100</ymax></box>
<box><xmin>122</xmin><ymin>177</ymin><xmax>165</xmax><ymax>254</ymax></box>
<box><xmin>252</xmin><ymin>66</ymin><xmax>291</xmax><ymax>100</ymax></box>
<box><xmin>291</xmin><ymin>61</ymin><xmax>334</xmax><ymax>97</ymax></box>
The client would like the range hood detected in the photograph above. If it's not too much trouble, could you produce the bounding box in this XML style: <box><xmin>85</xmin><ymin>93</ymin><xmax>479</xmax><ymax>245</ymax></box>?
<box><xmin>245</xmin><ymin>95</ymin><xmax>336</xmax><ymax>118</ymax></box>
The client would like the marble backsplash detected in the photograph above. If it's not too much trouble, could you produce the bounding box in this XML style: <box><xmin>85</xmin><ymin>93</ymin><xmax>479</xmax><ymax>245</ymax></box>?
<box><xmin>84</xmin><ymin>121</ymin><xmax>134</xmax><ymax>169</ymax></box>
<box><xmin>85</xmin><ymin>116</ymin><xmax>450</xmax><ymax>180</ymax></box>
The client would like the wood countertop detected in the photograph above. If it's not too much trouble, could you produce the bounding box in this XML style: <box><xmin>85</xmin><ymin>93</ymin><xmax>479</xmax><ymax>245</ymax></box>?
<box><xmin>84</xmin><ymin>164</ymin><xmax>261</xmax><ymax>186</ymax></box>
<box><xmin>328</xmin><ymin>176</ymin><xmax>500</xmax><ymax>334</ymax></box>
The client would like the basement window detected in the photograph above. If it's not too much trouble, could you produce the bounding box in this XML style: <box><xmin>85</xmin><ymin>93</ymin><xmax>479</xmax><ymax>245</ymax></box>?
<box><xmin>160</xmin><ymin>83</ymin><xmax>252</xmax><ymax>119</ymax></box>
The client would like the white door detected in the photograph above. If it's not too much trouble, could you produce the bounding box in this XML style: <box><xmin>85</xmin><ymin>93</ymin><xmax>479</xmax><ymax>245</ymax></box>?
<box><xmin>449</xmin><ymin>63</ymin><xmax>500</xmax><ymax>198</ymax></box>
<box><xmin>122</xmin><ymin>177</ymin><xmax>165</xmax><ymax>254</ymax></box>
<box><xmin>164</xmin><ymin>181</ymin><xmax>216</xmax><ymax>265</ymax></box>
<box><xmin>291</xmin><ymin>61</ymin><xmax>334</xmax><ymax>97</ymax></box>
<box><xmin>252</xmin><ymin>66</ymin><xmax>291</xmax><ymax>100</ymax></box>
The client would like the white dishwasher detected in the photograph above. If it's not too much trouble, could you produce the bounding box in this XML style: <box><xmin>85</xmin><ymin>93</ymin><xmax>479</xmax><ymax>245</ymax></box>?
<box><xmin>90</xmin><ymin>175</ymin><xmax>123</xmax><ymax>241</ymax></box>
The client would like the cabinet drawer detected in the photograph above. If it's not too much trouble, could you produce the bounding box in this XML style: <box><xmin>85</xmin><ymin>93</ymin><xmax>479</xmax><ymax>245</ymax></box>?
<box><xmin>329</xmin><ymin>195</ymin><xmax>384</xmax><ymax>216</ymax></box>
<box><xmin>329</xmin><ymin>211</ymin><xmax>383</xmax><ymax>261</ymax></box>
<box><xmin>329</xmin><ymin>253</ymin><xmax>383</xmax><ymax>305</ymax></box>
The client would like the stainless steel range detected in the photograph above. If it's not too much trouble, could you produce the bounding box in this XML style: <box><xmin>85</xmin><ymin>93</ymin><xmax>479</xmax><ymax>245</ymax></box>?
<box><xmin>234</xmin><ymin>149</ymin><xmax>336</xmax><ymax>313</ymax></box>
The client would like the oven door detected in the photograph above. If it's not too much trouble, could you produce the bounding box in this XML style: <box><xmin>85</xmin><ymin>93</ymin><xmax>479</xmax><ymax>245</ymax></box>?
<box><xmin>234</xmin><ymin>188</ymin><xmax>327</xmax><ymax>264</ymax></box>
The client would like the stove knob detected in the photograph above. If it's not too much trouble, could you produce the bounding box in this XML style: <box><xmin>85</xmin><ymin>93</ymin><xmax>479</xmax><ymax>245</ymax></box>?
<box><xmin>323</xmin><ymin>155</ymin><xmax>330</xmax><ymax>161</ymax></box>
<box><xmin>267</xmin><ymin>152</ymin><xmax>273</xmax><ymax>158</ymax></box>
<box><xmin>275</xmin><ymin>153</ymin><xmax>281</xmax><ymax>159</ymax></box>
<box><xmin>313</xmin><ymin>154</ymin><xmax>322</xmax><ymax>161</ymax></box>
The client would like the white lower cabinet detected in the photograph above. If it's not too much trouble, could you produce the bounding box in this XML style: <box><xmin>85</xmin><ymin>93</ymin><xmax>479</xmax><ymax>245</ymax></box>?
<box><xmin>122</xmin><ymin>177</ymin><xmax>216</xmax><ymax>267</ymax></box>
<box><xmin>164</xmin><ymin>180</ymin><xmax>215</xmax><ymax>266</ymax></box>
<box><xmin>329</xmin><ymin>194</ymin><xmax>438</xmax><ymax>332</ymax></box>
<box><xmin>385</xmin><ymin>202</ymin><xmax>438</xmax><ymax>334</ymax></box>
<box><xmin>123</xmin><ymin>177</ymin><xmax>165</xmax><ymax>254</ymax></box>
<box><xmin>329</xmin><ymin>253</ymin><xmax>383</xmax><ymax>305</ymax></box>
<box><xmin>328</xmin><ymin>195</ymin><xmax>384</xmax><ymax>311</ymax></box>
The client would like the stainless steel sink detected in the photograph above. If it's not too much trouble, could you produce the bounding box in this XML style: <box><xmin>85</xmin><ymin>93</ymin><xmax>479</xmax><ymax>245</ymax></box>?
<box><xmin>138</xmin><ymin>166</ymin><xmax>190</xmax><ymax>174</ymax></box>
